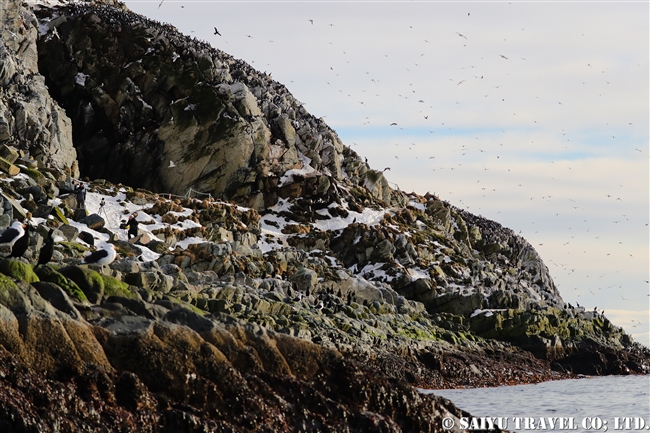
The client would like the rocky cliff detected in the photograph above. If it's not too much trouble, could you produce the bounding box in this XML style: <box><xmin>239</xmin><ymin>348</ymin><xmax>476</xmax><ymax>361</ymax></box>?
<box><xmin>0</xmin><ymin>0</ymin><xmax>78</xmax><ymax>176</ymax></box>
<box><xmin>0</xmin><ymin>0</ymin><xmax>648</xmax><ymax>431</ymax></box>
<box><xmin>34</xmin><ymin>0</ymin><xmax>391</xmax><ymax>209</ymax></box>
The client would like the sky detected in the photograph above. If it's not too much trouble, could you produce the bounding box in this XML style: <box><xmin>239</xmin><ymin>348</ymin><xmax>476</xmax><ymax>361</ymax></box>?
<box><xmin>120</xmin><ymin>0</ymin><xmax>649</xmax><ymax>347</ymax></box>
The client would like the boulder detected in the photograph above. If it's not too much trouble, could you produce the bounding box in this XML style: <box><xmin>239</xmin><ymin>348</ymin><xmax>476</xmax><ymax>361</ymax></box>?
<box><xmin>58</xmin><ymin>265</ymin><xmax>105</xmax><ymax>304</ymax></box>
<box><xmin>0</xmin><ymin>156</ymin><xmax>20</xmax><ymax>176</ymax></box>
<box><xmin>289</xmin><ymin>267</ymin><xmax>318</xmax><ymax>293</ymax></box>
<box><xmin>58</xmin><ymin>224</ymin><xmax>80</xmax><ymax>241</ymax></box>
<box><xmin>31</xmin><ymin>281</ymin><xmax>82</xmax><ymax>319</ymax></box>
<box><xmin>0</xmin><ymin>259</ymin><xmax>39</xmax><ymax>284</ymax></box>
<box><xmin>33</xmin><ymin>265</ymin><xmax>87</xmax><ymax>303</ymax></box>
<box><xmin>0</xmin><ymin>273</ymin><xmax>31</xmax><ymax>311</ymax></box>
<box><xmin>80</xmin><ymin>213</ymin><xmax>105</xmax><ymax>230</ymax></box>
<box><xmin>0</xmin><ymin>144</ymin><xmax>19</xmax><ymax>163</ymax></box>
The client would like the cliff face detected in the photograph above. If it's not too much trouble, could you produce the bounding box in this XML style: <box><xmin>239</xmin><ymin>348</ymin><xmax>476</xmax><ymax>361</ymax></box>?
<box><xmin>34</xmin><ymin>2</ymin><xmax>389</xmax><ymax>208</ymax></box>
<box><xmin>0</xmin><ymin>0</ymin><xmax>78</xmax><ymax>176</ymax></box>
<box><xmin>0</xmin><ymin>0</ymin><xmax>648</xmax><ymax>431</ymax></box>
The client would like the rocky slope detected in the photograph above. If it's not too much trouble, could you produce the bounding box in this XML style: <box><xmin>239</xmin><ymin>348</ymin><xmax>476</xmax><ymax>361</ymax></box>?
<box><xmin>0</xmin><ymin>0</ymin><xmax>648</xmax><ymax>431</ymax></box>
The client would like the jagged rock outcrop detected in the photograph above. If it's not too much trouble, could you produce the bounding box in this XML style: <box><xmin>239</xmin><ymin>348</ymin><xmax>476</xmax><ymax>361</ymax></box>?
<box><xmin>0</xmin><ymin>0</ymin><xmax>648</xmax><ymax>431</ymax></box>
<box><xmin>0</xmin><ymin>0</ymin><xmax>78</xmax><ymax>176</ymax></box>
<box><xmin>34</xmin><ymin>1</ymin><xmax>390</xmax><ymax>210</ymax></box>
<box><xmin>0</xmin><ymin>160</ymin><xmax>647</xmax><ymax>432</ymax></box>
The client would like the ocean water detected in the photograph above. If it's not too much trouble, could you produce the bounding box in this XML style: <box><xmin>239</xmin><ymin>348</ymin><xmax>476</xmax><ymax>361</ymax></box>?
<box><xmin>421</xmin><ymin>375</ymin><xmax>650</xmax><ymax>432</ymax></box>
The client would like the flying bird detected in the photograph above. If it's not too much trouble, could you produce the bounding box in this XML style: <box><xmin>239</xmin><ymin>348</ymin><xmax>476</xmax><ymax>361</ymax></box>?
<box><xmin>309</xmin><ymin>19</ymin><xmax>313</xmax><ymax>24</ymax></box>
<box><xmin>213</xmin><ymin>27</ymin><xmax>221</xmax><ymax>36</ymax></box>
<box><xmin>456</xmin><ymin>32</ymin><xmax>467</xmax><ymax>39</ymax></box>
<box><xmin>499</xmin><ymin>54</ymin><xmax>508</xmax><ymax>59</ymax></box>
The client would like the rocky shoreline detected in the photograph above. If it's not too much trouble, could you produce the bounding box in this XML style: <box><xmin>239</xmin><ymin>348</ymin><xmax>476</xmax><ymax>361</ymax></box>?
<box><xmin>0</xmin><ymin>0</ymin><xmax>648</xmax><ymax>431</ymax></box>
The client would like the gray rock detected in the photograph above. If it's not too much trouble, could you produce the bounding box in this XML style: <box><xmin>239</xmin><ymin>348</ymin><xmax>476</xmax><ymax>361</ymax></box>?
<box><xmin>58</xmin><ymin>224</ymin><xmax>79</xmax><ymax>241</ymax></box>
<box><xmin>276</xmin><ymin>115</ymin><xmax>296</xmax><ymax>147</ymax></box>
<box><xmin>31</xmin><ymin>281</ymin><xmax>82</xmax><ymax>320</ymax></box>
<box><xmin>104</xmin><ymin>296</ymin><xmax>166</xmax><ymax>320</ymax></box>
<box><xmin>289</xmin><ymin>267</ymin><xmax>318</xmax><ymax>293</ymax></box>
<box><xmin>110</xmin><ymin>258</ymin><xmax>141</xmax><ymax>275</ymax></box>
<box><xmin>231</xmin><ymin>82</ymin><xmax>263</xmax><ymax>117</ymax></box>
<box><xmin>97</xmin><ymin>315</ymin><xmax>154</xmax><ymax>336</ymax></box>
<box><xmin>80</xmin><ymin>213</ymin><xmax>105</xmax><ymax>230</ymax></box>
<box><xmin>163</xmin><ymin>307</ymin><xmax>217</xmax><ymax>333</ymax></box>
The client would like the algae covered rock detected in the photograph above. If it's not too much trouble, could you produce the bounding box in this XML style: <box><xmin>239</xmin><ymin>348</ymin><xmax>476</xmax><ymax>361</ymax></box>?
<box><xmin>0</xmin><ymin>259</ymin><xmax>40</xmax><ymax>284</ymax></box>
<box><xmin>34</xmin><ymin>265</ymin><xmax>88</xmax><ymax>303</ymax></box>
<box><xmin>0</xmin><ymin>273</ymin><xmax>30</xmax><ymax>311</ymax></box>
<box><xmin>58</xmin><ymin>265</ymin><xmax>105</xmax><ymax>304</ymax></box>
<box><xmin>31</xmin><ymin>281</ymin><xmax>82</xmax><ymax>319</ymax></box>
<box><xmin>101</xmin><ymin>274</ymin><xmax>138</xmax><ymax>300</ymax></box>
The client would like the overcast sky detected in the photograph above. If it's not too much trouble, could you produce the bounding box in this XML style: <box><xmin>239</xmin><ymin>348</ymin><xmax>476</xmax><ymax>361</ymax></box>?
<box><xmin>121</xmin><ymin>0</ymin><xmax>649</xmax><ymax>347</ymax></box>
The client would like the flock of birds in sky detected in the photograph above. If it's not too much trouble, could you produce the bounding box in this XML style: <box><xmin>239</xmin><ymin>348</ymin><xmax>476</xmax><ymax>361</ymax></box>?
<box><xmin>18</xmin><ymin>2</ymin><xmax>650</xmax><ymax>340</ymax></box>
<box><xmin>151</xmin><ymin>3</ymin><xmax>647</xmax><ymax>322</ymax></box>
<box><xmin>205</xmin><ymin>12</ymin><xmax>645</xmax><ymax>339</ymax></box>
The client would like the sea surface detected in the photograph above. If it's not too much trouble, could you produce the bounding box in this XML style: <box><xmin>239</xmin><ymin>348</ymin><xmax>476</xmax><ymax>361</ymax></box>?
<box><xmin>420</xmin><ymin>375</ymin><xmax>650</xmax><ymax>432</ymax></box>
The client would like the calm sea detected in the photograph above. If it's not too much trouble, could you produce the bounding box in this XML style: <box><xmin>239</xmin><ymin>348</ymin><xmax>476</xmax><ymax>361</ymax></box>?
<box><xmin>420</xmin><ymin>375</ymin><xmax>650</xmax><ymax>432</ymax></box>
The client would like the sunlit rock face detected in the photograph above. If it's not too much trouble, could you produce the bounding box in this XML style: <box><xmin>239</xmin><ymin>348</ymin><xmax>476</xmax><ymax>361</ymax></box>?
<box><xmin>0</xmin><ymin>0</ymin><xmax>78</xmax><ymax>177</ymax></box>
<box><xmin>34</xmin><ymin>2</ymin><xmax>390</xmax><ymax>209</ymax></box>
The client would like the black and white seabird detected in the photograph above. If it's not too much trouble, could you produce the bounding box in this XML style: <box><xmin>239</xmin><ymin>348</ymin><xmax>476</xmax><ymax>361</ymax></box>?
<box><xmin>0</xmin><ymin>221</ymin><xmax>25</xmax><ymax>248</ymax></box>
<box><xmin>82</xmin><ymin>242</ymin><xmax>117</xmax><ymax>266</ymax></box>
<box><xmin>37</xmin><ymin>229</ymin><xmax>55</xmax><ymax>266</ymax></box>
<box><xmin>9</xmin><ymin>224</ymin><xmax>31</xmax><ymax>258</ymax></box>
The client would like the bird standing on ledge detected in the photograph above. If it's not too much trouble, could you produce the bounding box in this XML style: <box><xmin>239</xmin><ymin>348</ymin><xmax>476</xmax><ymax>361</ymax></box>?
<box><xmin>82</xmin><ymin>242</ymin><xmax>117</xmax><ymax>266</ymax></box>
<box><xmin>37</xmin><ymin>229</ymin><xmax>55</xmax><ymax>267</ymax></box>
<box><xmin>0</xmin><ymin>221</ymin><xmax>25</xmax><ymax>249</ymax></box>
<box><xmin>9</xmin><ymin>223</ymin><xmax>31</xmax><ymax>258</ymax></box>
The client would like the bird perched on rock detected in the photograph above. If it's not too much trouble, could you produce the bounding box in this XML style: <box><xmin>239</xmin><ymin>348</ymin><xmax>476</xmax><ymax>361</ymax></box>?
<box><xmin>9</xmin><ymin>223</ymin><xmax>31</xmax><ymax>258</ymax></box>
<box><xmin>0</xmin><ymin>221</ymin><xmax>25</xmax><ymax>249</ymax></box>
<box><xmin>82</xmin><ymin>242</ymin><xmax>117</xmax><ymax>266</ymax></box>
<box><xmin>37</xmin><ymin>229</ymin><xmax>55</xmax><ymax>267</ymax></box>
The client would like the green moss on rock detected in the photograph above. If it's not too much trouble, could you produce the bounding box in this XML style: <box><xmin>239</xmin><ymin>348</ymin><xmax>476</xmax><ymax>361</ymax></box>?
<box><xmin>0</xmin><ymin>259</ymin><xmax>40</xmax><ymax>284</ymax></box>
<box><xmin>34</xmin><ymin>265</ymin><xmax>87</xmax><ymax>303</ymax></box>
<box><xmin>58</xmin><ymin>266</ymin><xmax>105</xmax><ymax>304</ymax></box>
<box><xmin>51</xmin><ymin>207</ymin><xmax>69</xmax><ymax>225</ymax></box>
<box><xmin>0</xmin><ymin>273</ymin><xmax>23</xmax><ymax>308</ymax></box>
<box><xmin>19</xmin><ymin>166</ymin><xmax>47</xmax><ymax>185</ymax></box>
<box><xmin>101</xmin><ymin>274</ymin><xmax>137</xmax><ymax>299</ymax></box>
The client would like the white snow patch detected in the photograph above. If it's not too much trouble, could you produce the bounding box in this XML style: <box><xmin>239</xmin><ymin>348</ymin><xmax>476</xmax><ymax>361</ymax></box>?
<box><xmin>357</xmin><ymin>262</ymin><xmax>393</xmax><ymax>281</ymax></box>
<box><xmin>312</xmin><ymin>203</ymin><xmax>387</xmax><ymax>232</ymax></box>
<box><xmin>137</xmin><ymin>96</ymin><xmax>152</xmax><ymax>110</ymax></box>
<box><xmin>176</xmin><ymin>236</ymin><xmax>206</xmax><ymax>250</ymax></box>
<box><xmin>278</xmin><ymin>160</ymin><xmax>317</xmax><ymax>187</ymax></box>
<box><xmin>470</xmin><ymin>309</ymin><xmax>508</xmax><ymax>318</ymax></box>
<box><xmin>406</xmin><ymin>267</ymin><xmax>430</xmax><ymax>281</ymax></box>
